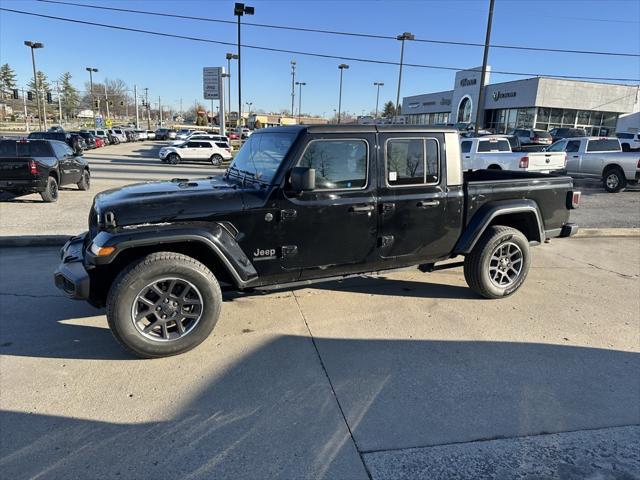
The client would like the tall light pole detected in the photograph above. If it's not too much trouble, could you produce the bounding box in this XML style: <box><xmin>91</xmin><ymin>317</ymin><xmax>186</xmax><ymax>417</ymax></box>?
<box><xmin>24</xmin><ymin>41</ymin><xmax>44</xmax><ymax>131</ymax></box>
<box><xmin>134</xmin><ymin>84</ymin><xmax>139</xmax><ymax>128</ymax></box>
<box><xmin>144</xmin><ymin>87</ymin><xmax>150</xmax><ymax>130</ymax></box>
<box><xmin>337</xmin><ymin>63</ymin><xmax>349</xmax><ymax>124</ymax></box>
<box><xmin>295</xmin><ymin>81</ymin><xmax>306</xmax><ymax>123</ymax></box>
<box><xmin>234</xmin><ymin>2</ymin><xmax>254</xmax><ymax>128</ymax></box>
<box><xmin>245</xmin><ymin>101</ymin><xmax>253</xmax><ymax>117</ymax></box>
<box><xmin>56</xmin><ymin>80</ymin><xmax>62</xmax><ymax>125</ymax></box>
<box><xmin>373</xmin><ymin>82</ymin><xmax>384</xmax><ymax>118</ymax></box>
<box><xmin>86</xmin><ymin>67</ymin><xmax>98</xmax><ymax>129</ymax></box>
<box><xmin>395</xmin><ymin>32</ymin><xmax>414</xmax><ymax>117</ymax></box>
<box><xmin>290</xmin><ymin>60</ymin><xmax>296</xmax><ymax>116</ymax></box>
<box><xmin>475</xmin><ymin>0</ymin><xmax>495</xmax><ymax>133</ymax></box>
<box><xmin>225</xmin><ymin>52</ymin><xmax>238</xmax><ymax>124</ymax></box>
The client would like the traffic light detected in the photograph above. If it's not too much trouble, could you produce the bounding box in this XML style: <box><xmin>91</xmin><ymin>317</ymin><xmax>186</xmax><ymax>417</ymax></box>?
<box><xmin>119</xmin><ymin>100</ymin><xmax>124</xmax><ymax>107</ymax></box>
<box><xmin>94</xmin><ymin>99</ymin><xmax>99</xmax><ymax>108</ymax></box>
<box><xmin>12</xmin><ymin>89</ymin><xmax>19</xmax><ymax>100</ymax></box>
<box><xmin>27</xmin><ymin>91</ymin><xmax>33</xmax><ymax>101</ymax></box>
<box><xmin>46</xmin><ymin>92</ymin><xmax>53</xmax><ymax>103</ymax></box>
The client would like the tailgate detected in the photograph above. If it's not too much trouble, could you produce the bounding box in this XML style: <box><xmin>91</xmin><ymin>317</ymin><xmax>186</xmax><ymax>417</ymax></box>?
<box><xmin>0</xmin><ymin>158</ymin><xmax>32</xmax><ymax>181</ymax></box>
<box><xmin>526</xmin><ymin>152</ymin><xmax>565</xmax><ymax>171</ymax></box>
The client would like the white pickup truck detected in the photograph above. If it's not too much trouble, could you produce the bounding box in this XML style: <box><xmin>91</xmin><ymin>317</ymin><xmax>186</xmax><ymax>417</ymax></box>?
<box><xmin>460</xmin><ymin>136</ymin><xmax>566</xmax><ymax>173</ymax></box>
<box><xmin>547</xmin><ymin>137</ymin><xmax>640</xmax><ymax>192</ymax></box>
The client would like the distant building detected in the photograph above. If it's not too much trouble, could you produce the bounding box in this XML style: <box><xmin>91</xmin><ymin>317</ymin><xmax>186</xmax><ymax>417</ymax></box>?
<box><xmin>402</xmin><ymin>66</ymin><xmax>640</xmax><ymax>135</ymax></box>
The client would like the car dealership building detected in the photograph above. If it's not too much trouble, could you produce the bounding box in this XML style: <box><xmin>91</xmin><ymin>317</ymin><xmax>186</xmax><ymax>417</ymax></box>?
<box><xmin>402</xmin><ymin>67</ymin><xmax>640</xmax><ymax>135</ymax></box>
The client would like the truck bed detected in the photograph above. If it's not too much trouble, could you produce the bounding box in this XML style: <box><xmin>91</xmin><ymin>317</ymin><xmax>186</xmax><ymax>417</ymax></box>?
<box><xmin>463</xmin><ymin>169</ymin><xmax>574</xmax><ymax>234</ymax></box>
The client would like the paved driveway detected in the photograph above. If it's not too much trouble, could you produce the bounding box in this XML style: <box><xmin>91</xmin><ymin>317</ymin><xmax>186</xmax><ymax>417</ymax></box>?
<box><xmin>1</xmin><ymin>237</ymin><xmax>638</xmax><ymax>479</ymax></box>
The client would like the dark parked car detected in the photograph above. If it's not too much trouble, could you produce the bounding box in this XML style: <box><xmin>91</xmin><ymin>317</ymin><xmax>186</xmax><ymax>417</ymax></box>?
<box><xmin>155</xmin><ymin>128</ymin><xmax>176</xmax><ymax>140</ymax></box>
<box><xmin>55</xmin><ymin>125</ymin><xmax>579</xmax><ymax>358</ymax></box>
<box><xmin>510</xmin><ymin>128</ymin><xmax>553</xmax><ymax>146</ymax></box>
<box><xmin>0</xmin><ymin>139</ymin><xmax>90</xmax><ymax>202</ymax></box>
<box><xmin>549</xmin><ymin>127</ymin><xmax>587</xmax><ymax>143</ymax></box>
<box><xmin>27</xmin><ymin>131</ymin><xmax>84</xmax><ymax>155</ymax></box>
<box><xmin>73</xmin><ymin>131</ymin><xmax>97</xmax><ymax>149</ymax></box>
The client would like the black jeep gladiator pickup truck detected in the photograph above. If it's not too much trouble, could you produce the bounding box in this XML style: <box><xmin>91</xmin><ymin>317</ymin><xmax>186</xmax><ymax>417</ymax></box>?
<box><xmin>54</xmin><ymin>125</ymin><xmax>579</xmax><ymax>358</ymax></box>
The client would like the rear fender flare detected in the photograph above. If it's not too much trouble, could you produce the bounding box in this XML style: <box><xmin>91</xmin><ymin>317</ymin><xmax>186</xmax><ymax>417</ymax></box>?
<box><xmin>454</xmin><ymin>200</ymin><xmax>544</xmax><ymax>255</ymax></box>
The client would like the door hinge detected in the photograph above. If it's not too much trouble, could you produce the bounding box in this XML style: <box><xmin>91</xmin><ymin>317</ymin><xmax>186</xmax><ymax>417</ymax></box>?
<box><xmin>281</xmin><ymin>245</ymin><xmax>298</xmax><ymax>258</ymax></box>
<box><xmin>378</xmin><ymin>235</ymin><xmax>394</xmax><ymax>248</ymax></box>
<box><xmin>280</xmin><ymin>209</ymin><xmax>297</xmax><ymax>221</ymax></box>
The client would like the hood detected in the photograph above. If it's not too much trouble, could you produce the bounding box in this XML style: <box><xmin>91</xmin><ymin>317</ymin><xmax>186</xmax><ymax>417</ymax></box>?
<box><xmin>94</xmin><ymin>175</ymin><xmax>247</xmax><ymax>228</ymax></box>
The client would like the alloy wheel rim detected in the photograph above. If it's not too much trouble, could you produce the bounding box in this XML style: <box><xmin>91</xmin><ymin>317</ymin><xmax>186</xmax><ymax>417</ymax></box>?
<box><xmin>606</xmin><ymin>174</ymin><xmax>619</xmax><ymax>189</ymax></box>
<box><xmin>131</xmin><ymin>277</ymin><xmax>204</xmax><ymax>342</ymax></box>
<box><xmin>488</xmin><ymin>241</ymin><xmax>523</xmax><ymax>288</ymax></box>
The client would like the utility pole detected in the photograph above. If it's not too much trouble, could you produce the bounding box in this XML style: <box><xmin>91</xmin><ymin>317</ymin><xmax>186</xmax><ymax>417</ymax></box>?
<box><xmin>159</xmin><ymin>96</ymin><xmax>162</xmax><ymax>126</ymax></box>
<box><xmin>56</xmin><ymin>80</ymin><xmax>62</xmax><ymax>125</ymax></box>
<box><xmin>86</xmin><ymin>67</ymin><xmax>98</xmax><ymax>129</ymax></box>
<box><xmin>134</xmin><ymin>85</ymin><xmax>139</xmax><ymax>129</ymax></box>
<box><xmin>395</xmin><ymin>32</ymin><xmax>415</xmax><ymax>117</ymax></box>
<box><xmin>144</xmin><ymin>87</ymin><xmax>150</xmax><ymax>130</ymax></box>
<box><xmin>374</xmin><ymin>82</ymin><xmax>384</xmax><ymax>118</ymax></box>
<box><xmin>337</xmin><ymin>64</ymin><xmax>349</xmax><ymax>124</ymax></box>
<box><xmin>290</xmin><ymin>60</ymin><xmax>296</xmax><ymax>117</ymax></box>
<box><xmin>22</xmin><ymin>88</ymin><xmax>29</xmax><ymax>133</ymax></box>
<box><xmin>104</xmin><ymin>84</ymin><xmax>110</xmax><ymax>120</ymax></box>
<box><xmin>180</xmin><ymin>97</ymin><xmax>183</xmax><ymax>116</ymax></box>
<box><xmin>225</xmin><ymin>53</ymin><xmax>237</xmax><ymax>125</ymax></box>
<box><xmin>41</xmin><ymin>90</ymin><xmax>48</xmax><ymax>130</ymax></box>
<box><xmin>220</xmin><ymin>71</ymin><xmax>228</xmax><ymax>136</ymax></box>
<box><xmin>234</xmin><ymin>3</ymin><xmax>254</xmax><ymax>128</ymax></box>
<box><xmin>24</xmin><ymin>41</ymin><xmax>44</xmax><ymax>130</ymax></box>
<box><xmin>295</xmin><ymin>82</ymin><xmax>305</xmax><ymax>123</ymax></box>
<box><xmin>475</xmin><ymin>0</ymin><xmax>495</xmax><ymax>133</ymax></box>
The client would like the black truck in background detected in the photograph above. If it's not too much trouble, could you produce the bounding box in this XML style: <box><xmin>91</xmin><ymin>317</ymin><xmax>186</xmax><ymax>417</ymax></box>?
<box><xmin>55</xmin><ymin>125</ymin><xmax>580</xmax><ymax>358</ymax></box>
<box><xmin>0</xmin><ymin>139</ymin><xmax>90</xmax><ymax>202</ymax></box>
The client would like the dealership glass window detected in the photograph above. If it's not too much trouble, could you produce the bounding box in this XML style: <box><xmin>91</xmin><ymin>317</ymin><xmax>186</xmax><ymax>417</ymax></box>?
<box><xmin>591</xmin><ymin>111</ymin><xmax>603</xmax><ymax>126</ymax></box>
<box><xmin>602</xmin><ymin>112</ymin><xmax>617</xmax><ymax>127</ymax></box>
<box><xmin>457</xmin><ymin>97</ymin><xmax>472</xmax><ymax>123</ymax></box>
<box><xmin>577</xmin><ymin>110</ymin><xmax>591</xmax><ymax>125</ymax></box>
<box><xmin>516</xmin><ymin>108</ymin><xmax>535</xmax><ymax>128</ymax></box>
<box><xmin>537</xmin><ymin>108</ymin><xmax>550</xmax><ymax>123</ymax></box>
<box><xmin>549</xmin><ymin>108</ymin><xmax>563</xmax><ymax>124</ymax></box>
<box><xmin>562</xmin><ymin>109</ymin><xmax>577</xmax><ymax>126</ymax></box>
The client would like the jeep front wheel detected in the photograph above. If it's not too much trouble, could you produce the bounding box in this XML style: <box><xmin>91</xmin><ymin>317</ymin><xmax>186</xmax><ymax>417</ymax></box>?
<box><xmin>106</xmin><ymin>252</ymin><xmax>222</xmax><ymax>358</ymax></box>
<box><xmin>463</xmin><ymin>226</ymin><xmax>530</xmax><ymax>299</ymax></box>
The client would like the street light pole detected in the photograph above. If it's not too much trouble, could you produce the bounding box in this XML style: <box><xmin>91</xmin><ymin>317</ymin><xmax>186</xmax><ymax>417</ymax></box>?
<box><xmin>395</xmin><ymin>32</ymin><xmax>414</xmax><ymax>117</ymax></box>
<box><xmin>24</xmin><ymin>41</ymin><xmax>44</xmax><ymax>131</ymax></box>
<box><xmin>225</xmin><ymin>53</ymin><xmax>238</xmax><ymax>126</ymax></box>
<box><xmin>86</xmin><ymin>67</ymin><xmax>98</xmax><ymax>129</ymax></box>
<box><xmin>290</xmin><ymin>60</ymin><xmax>296</xmax><ymax>116</ymax></box>
<box><xmin>295</xmin><ymin>81</ymin><xmax>306</xmax><ymax>123</ymax></box>
<box><xmin>374</xmin><ymin>82</ymin><xmax>384</xmax><ymax>118</ymax></box>
<box><xmin>134</xmin><ymin>84</ymin><xmax>139</xmax><ymax>129</ymax></box>
<box><xmin>475</xmin><ymin>0</ymin><xmax>495</xmax><ymax>133</ymax></box>
<box><xmin>337</xmin><ymin>64</ymin><xmax>349</xmax><ymax>124</ymax></box>
<box><xmin>234</xmin><ymin>3</ymin><xmax>254</xmax><ymax>128</ymax></box>
<box><xmin>56</xmin><ymin>80</ymin><xmax>62</xmax><ymax>125</ymax></box>
<box><xmin>144</xmin><ymin>87</ymin><xmax>150</xmax><ymax>130</ymax></box>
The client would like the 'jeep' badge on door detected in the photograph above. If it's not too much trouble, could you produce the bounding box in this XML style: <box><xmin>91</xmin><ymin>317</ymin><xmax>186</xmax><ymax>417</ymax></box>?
<box><xmin>253</xmin><ymin>248</ymin><xmax>277</xmax><ymax>260</ymax></box>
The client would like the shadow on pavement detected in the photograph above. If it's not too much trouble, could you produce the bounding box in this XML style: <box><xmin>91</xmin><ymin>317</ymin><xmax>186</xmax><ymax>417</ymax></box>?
<box><xmin>1</xmin><ymin>332</ymin><xmax>638</xmax><ymax>479</ymax></box>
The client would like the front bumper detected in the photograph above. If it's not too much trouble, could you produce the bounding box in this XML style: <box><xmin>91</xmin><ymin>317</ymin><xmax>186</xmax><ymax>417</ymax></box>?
<box><xmin>54</xmin><ymin>233</ymin><xmax>91</xmax><ymax>300</ymax></box>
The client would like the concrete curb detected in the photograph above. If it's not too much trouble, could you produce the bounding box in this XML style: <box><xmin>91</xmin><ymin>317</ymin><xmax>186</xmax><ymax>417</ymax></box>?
<box><xmin>0</xmin><ymin>228</ymin><xmax>638</xmax><ymax>248</ymax></box>
<box><xmin>0</xmin><ymin>235</ymin><xmax>71</xmax><ymax>247</ymax></box>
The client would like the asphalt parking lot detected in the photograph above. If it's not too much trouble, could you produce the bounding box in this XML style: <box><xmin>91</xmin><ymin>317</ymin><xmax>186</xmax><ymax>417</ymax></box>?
<box><xmin>0</xmin><ymin>140</ymin><xmax>638</xmax><ymax>238</ymax></box>
<box><xmin>0</xmin><ymin>237</ymin><xmax>638</xmax><ymax>479</ymax></box>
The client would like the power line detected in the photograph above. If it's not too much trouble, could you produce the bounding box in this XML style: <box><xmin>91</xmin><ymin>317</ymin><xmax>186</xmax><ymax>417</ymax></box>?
<box><xmin>2</xmin><ymin>7</ymin><xmax>639</xmax><ymax>83</ymax></box>
<box><xmin>36</xmin><ymin>0</ymin><xmax>640</xmax><ymax>58</ymax></box>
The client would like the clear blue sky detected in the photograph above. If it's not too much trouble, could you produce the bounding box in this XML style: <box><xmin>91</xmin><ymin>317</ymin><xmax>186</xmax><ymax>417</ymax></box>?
<box><xmin>1</xmin><ymin>0</ymin><xmax>639</xmax><ymax>117</ymax></box>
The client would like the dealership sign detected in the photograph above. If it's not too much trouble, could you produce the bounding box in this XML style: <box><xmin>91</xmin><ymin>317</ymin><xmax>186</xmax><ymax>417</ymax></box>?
<box><xmin>460</xmin><ymin>78</ymin><xmax>477</xmax><ymax>87</ymax></box>
<box><xmin>203</xmin><ymin>67</ymin><xmax>222</xmax><ymax>100</ymax></box>
<box><xmin>492</xmin><ymin>90</ymin><xmax>517</xmax><ymax>101</ymax></box>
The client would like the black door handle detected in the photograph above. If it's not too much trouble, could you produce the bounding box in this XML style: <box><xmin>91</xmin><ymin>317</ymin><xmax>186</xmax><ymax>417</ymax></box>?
<box><xmin>349</xmin><ymin>204</ymin><xmax>374</xmax><ymax>213</ymax></box>
<box><xmin>417</xmin><ymin>200</ymin><xmax>440</xmax><ymax>208</ymax></box>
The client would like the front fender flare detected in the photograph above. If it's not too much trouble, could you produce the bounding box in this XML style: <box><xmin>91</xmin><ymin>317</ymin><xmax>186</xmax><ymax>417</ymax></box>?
<box><xmin>89</xmin><ymin>222</ymin><xmax>258</xmax><ymax>287</ymax></box>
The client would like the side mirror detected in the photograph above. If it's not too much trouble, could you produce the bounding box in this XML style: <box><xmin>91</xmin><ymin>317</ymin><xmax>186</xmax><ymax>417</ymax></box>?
<box><xmin>290</xmin><ymin>167</ymin><xmax>316</xmax><ymax>192</ymax></box>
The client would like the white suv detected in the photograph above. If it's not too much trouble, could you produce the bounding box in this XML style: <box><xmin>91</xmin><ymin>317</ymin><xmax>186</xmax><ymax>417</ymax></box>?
<box><xmin>108</xmin><ymin>129</ymin><xmax>128</xmax><ymax>143</ymax></box>
<box><xmin>159</xmin><ymin>140</ymin><xmax>232</xmax><ymax>166</ymax></box>
<box><xmin>171</xmin><ymin>134</ymin><xmax>230</xmax><ymax>147</ymax></box>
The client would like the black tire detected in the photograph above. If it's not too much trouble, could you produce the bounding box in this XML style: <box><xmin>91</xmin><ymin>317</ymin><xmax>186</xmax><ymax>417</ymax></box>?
<box><xmin>77</xmin><ymin>169</ymin><xmax>91</xmax><ymax>191</ymax></box>
<box><xmin>603</xmin><ymin>166</ymin><xmax>626</xmax><ymax>193</ymax></box>
<box><xmin>40</xmin><ymin>176</ymin><xmax>59</xmax><ymax>202</ymax></box>
<box><xmin>106</xmin><ymin>252</ymin><xmax>222</xmax><ymax>358</ymax></box>
<box><xmin>168</xmin><ymin>153</ymin><xmax>180</xmax><ymax>165</ymax></box>
<box><xmin>210</xmin><ymin>154</ymin><xmax>223</xmax><ymax>166</ymax></box>
<box><xmin>463</xmin><ymin>226</ymin><xmax>531</xmax><ymax>299</ymax></box>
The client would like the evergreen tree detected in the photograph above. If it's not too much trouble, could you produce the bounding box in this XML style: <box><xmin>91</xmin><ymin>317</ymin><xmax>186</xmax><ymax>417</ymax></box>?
<box><xmin>382</xmin><ymin>101</ymin><xmax>396</xmax><ymax>118</ymax></box>
<box><xmin>59</xmin><ymin>72</ymin><xmax>79</xmax><ymax>119</ymax></box>
<box><xmin>0</xmin><ymin>63</ymin><xmax>17</xmax><ymax>99</ymax></box>
<box><xmin>28</xmin><ymin>70</ymin><xmax>51</xmax><ymax>95</ymax></box>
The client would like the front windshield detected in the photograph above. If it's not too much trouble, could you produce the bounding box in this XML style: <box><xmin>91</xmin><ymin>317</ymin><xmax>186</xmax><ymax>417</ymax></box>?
<box><xmin>228</xmin><ymin>132</ymin><xmax>296</xmax><ymax>184</ymax></box>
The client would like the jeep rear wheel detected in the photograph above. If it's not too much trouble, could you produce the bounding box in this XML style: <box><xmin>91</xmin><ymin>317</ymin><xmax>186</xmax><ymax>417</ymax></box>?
<box><xmin>464</xmin><ymin>226</ymin><xmax>530</xmax><ymax>299</ymax></box>
<box><xmin>106</xmin><ymin>252</ymin><xmax>222</xmax><ymax>358</ymax></box>
<box><xmin>40</xmin><ymin>176</ymin><xmax>59</xmax><ymax>202</ymax></box>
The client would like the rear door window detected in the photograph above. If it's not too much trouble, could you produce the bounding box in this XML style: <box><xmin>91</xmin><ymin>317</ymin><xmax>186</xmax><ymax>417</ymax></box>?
<box><xmin>586</xmin><ymin>139</ymin><xmax>620</xmax><ymax>152</ymax></box>
<box><xmin>386</xmin><ymin>138</ymin><xmax>439</xmax><ymax>186</ymax></box>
